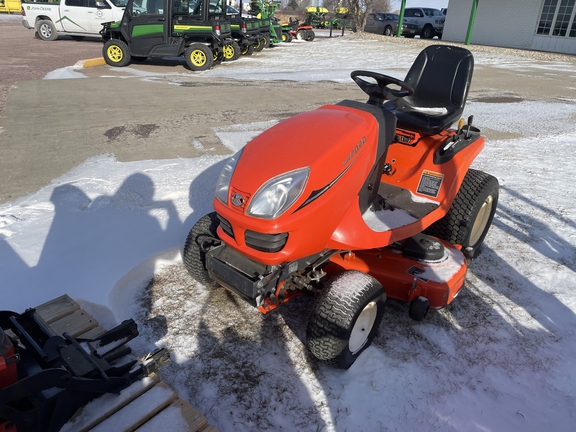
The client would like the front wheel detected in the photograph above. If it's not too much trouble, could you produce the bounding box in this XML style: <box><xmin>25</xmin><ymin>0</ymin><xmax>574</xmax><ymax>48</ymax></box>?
<box><xmin>37</xmin><ymin>20</ymin><xmax>58</xmax><ymax>41</ymax></box>
<box><xmin>306</xmin><ymin>271</ymin><xmax>386</xmax><ymax>369</ymax></box>
<box><xmin>384</xmin><ymin>25</ymin><xmax>393</xmax><ymax>36</ymax></box>
<box><xmin>103</xmin><ymin>39</ymin><xmax>130</xmax><ymax>67</ymax></box>
<box><xmin>183</xmin><ymin>212</ymin><xmax>220</xmax><ymax>286</ymax></box>
<box><xmin>296</xmin><ymin>29</ymin><xmax>306</xmax><ymax>40</ymax></box>
<box><xmin>424</xmin><ymin>169</ymin><xmax>499</xmax><ymax>260</ymax></box>
<box><xmin>185</xmin><ymin>43</ymin><xmax>213</xmax><ymax>71</ymax></box>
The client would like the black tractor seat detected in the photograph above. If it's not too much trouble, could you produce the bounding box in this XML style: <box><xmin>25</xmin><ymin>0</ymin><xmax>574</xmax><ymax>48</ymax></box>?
<box><xmin>384</xmin><ymin>45</ymin><xmax>474</xmax><ymax>136</ymax></box>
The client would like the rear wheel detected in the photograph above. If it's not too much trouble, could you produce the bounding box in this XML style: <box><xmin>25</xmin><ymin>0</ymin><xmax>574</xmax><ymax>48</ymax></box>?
<box><xmin>307</xmin><ymin>271</ymin><xmax>386</xmax><ymax>369</ymax></box>
<box><xmin>37</xmin><ymin>20</ymin><xmax>58</xmax><ymax>41</ymax></box>
<box><xmin>103</xmin><ymin>39</ymin><xmax>130</xmax><ymax>67</ymax></box>
<box><xmin>183</xmin><ymin>212</ymin><xmax>220</xmax><ymax>286</ymax></box>
<box><xmin>241</xmin><ymin>42</ymin><xmax>254</xmax><ymax>56</ymax></box>
<box><xmin>424</xmin><ymin>169</ymin><xmax>499</xmax><ymax>260</ymax></box>
<box><xmin>253</xmin><ymin>37</ymin><xmax>265</xmax><ymax>51</ymax></box>
<box><xmin>305</xmin><ymin>29</ymin><xmax>315</xmax><ymax>41</ymax></box>
<box><xmin>223</xmin><ymin>41</ymin><xmax>241</xmax><ymax>61</ymax></box>
<box><xmin>421</xmin><ymin>25</ymin><xmax>434</xmax><ymax>39</ymax></box>
<box><xmin>185</xmin><ymin>43</ymin><xmax>213</xmax><ymax>71</ymax></box>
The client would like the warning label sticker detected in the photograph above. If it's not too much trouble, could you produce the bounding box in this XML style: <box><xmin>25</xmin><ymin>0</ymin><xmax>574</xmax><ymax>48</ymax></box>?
<box><xmin>417</xmin><ymin>170</ymin><xmax>444</xmax><ymax>198</ymax></box>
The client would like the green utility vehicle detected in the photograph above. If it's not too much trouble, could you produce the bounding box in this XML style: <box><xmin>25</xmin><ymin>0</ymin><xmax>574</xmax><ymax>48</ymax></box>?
<box><xmin>100</xmin><ymin>0</ymin><xmax>238</xmax><ymax>71</ymax></box>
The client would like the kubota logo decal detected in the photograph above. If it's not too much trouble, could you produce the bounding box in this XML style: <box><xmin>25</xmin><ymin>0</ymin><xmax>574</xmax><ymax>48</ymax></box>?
<box><xmin>231</xmin><ymin>193</ymin><xmax>245</xmax><ymax>207</ymax></box>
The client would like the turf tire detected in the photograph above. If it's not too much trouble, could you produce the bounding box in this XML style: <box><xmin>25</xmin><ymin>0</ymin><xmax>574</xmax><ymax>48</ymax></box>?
<box><xmin>307</xmin><ymin>271</ymin><xmax>386</xmax><ymax>369</ymax></box>
<box><xmin>183</xmin><ymin>212</ymin><xmax>220</xmax><ymax>286</ymax></box>
<box><xmin>424</xmin><ymin>169</ymin><xmax>499</xmax><ymax>260</ymax></box>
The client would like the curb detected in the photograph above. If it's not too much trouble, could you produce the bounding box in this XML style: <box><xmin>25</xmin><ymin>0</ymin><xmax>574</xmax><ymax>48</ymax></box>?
<box><xmin>74</xmin><ymin>57</ymin><xmax>106</xmax><ymax>68</ymax></box>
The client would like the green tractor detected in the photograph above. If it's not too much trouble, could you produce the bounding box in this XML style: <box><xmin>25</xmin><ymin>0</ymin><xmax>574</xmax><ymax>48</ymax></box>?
<box><xmin>100</xmin><ymin>0</ymin><xmax>238</xmax><ymax>71</ymax></box>
<box><xmin>248</xmin><ymin>0</ymin><xmax>282</xmax><ymax>46</ymax></box>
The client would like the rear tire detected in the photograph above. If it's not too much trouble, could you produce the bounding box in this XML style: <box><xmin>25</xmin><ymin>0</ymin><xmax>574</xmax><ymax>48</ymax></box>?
<box><xmin>185</xmin><ymin>43</ymin><xmax>213</xmax><ymax>71</ymax></box>
<box><xmin>253</xmin><ymin>37</ymin><xmax>265</xmax><ymax>51</ymax></box>
<box><xmin>424</xmin><ymin>169</ymin><xmax>499</xmax><ymax>260</ymax></box>
<box><xmin>183</xmin><ymin>212</ymin><xmax>220</xmax><ymax>286</ymax></box>
<box><xmin>103</xmin><ymin>39</ymin><xmax>130</xmax><ymax>67</ymax></box>
<box><xmin>307</xmin><ymin>271</ymin><xmax>386</xmax><ymax>369</ymax></box>
<box><xmin>223</xmin><ymin>41</ymin><xmax>241</xmax><ymax>61</ymax></box>
<box><xmin>305</xmin><ymin>29</ymin><xmax>315</xmax><ymax>41</ymax></box>
<box><xmin>421</xmin><ymin>25</ymin><xmax>434</xmax><ymax>39</ymax></box>
<box><xmin>241</xmin><ymin>42</ymin><xmax>254</xmax><ymax>56</ymax></box>
<box><xmin>37</xmin><ymin>20</ymin><xmax>58</xmax><ymax>41</ymax></box>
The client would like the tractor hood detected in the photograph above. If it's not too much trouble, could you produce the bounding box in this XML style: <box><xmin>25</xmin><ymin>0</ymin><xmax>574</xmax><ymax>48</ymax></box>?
<box><xmin>227</xmin><ymin>105</ymin><xmax>380</xmax><ymax>220</ymax></box>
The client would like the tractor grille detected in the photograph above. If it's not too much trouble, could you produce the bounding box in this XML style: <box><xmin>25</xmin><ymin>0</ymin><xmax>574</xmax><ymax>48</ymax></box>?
<box><xmin>245</xmin><ymin>230</ymin><xmax>288</xmax><ymax>253</ymax></box>
<box><xmin>217</xmin><ymin>214</ymin><xmax>234</xmax><ymax>239</ymax></box>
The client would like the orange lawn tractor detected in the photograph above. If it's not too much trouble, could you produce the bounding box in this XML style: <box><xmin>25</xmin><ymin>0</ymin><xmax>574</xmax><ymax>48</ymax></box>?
<box><xmin>183</xmin><ymin>45</ymin><xmax>499</xmax><ymax>369</ymax></box>
<box><xmin>281</xmin><ymin>18</ymin><xmax>315</xmax><ymax>42</ymax></box>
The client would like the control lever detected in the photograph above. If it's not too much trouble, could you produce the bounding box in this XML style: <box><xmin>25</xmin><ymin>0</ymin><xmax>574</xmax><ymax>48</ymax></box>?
<box><xmin>465</xmin><ymin>115</ymin><xmax>474</xmax><ymax>139</ymax></box>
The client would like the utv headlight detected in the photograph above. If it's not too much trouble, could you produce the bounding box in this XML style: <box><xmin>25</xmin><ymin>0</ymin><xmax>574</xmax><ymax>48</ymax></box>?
<box><xmin>247</xmin><ymin>168</ymin><xmax>309</xmax><ymax>219</ymax></box>
<box><xmin>215</xmin><ymin>149</ymin><xmax>243</xmax><ymax>204</ymax></box>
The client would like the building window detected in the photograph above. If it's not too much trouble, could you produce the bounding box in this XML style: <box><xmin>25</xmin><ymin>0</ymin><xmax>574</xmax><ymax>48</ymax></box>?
<box><xmin>537</xmin><ymin>0</ymin><xmax>576</xmax><ymax>37</ymax></box>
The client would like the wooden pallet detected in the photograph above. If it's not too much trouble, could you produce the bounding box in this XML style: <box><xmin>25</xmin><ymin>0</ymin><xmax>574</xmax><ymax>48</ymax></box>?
<box><xmin>31</xmin><ymin>294</ymin><xmax>218</xmax><ymax>432</ymax></box>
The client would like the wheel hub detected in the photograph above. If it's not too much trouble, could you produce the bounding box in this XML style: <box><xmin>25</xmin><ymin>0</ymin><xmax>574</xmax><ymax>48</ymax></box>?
<box><xmin>349</xmin><ymin>301</ymin><xmax>378</xmax><ymax>353</ymax></box>
<box><xmin>470</xmin><ymin>195</ymin><xmax>494</xmax><ymax>245</ymax></box>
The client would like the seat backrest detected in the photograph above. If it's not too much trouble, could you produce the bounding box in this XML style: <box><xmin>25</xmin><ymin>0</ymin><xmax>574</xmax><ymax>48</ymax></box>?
<box><xmin>403</xmin><ymin>44</ymin><xmax>473</xmax><ymax>112</ymax></box>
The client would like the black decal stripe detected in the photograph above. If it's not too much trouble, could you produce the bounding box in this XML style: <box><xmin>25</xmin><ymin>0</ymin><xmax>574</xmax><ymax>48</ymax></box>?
<box><xmin>294</xmin><ymin>163</ymin><xmax>353</xmax><ymax>213</ymax></box>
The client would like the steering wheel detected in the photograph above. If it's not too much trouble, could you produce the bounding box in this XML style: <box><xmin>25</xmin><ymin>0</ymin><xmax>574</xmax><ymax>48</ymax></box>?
<box><xmin>351</xmin><ymin>70</ymin><xmax>414</xmax><ymax>105</ymax></box>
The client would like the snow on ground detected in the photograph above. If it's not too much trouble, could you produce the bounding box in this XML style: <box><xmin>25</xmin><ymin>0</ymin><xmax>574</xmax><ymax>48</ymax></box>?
<box><xmin>1</xmin><ymin>35</ymin><xmax>576</xmax><ymax>431</ymax></box>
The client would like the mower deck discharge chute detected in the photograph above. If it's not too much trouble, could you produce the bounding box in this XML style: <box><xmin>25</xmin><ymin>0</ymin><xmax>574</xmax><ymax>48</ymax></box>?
<box><xmin>183</xmin><ymin>45</ymin><xmax>499</xmax><ymax>369</ymax></box>
<box><xmin>0</xmin><ymin>309</ymin><xmax>170</xmax><ymax>431</ymax></box>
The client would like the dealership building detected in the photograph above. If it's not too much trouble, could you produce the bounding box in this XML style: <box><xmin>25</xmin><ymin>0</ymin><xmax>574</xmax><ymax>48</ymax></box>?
<box><xmin>443</xmin><ymin>0</ymin><xmax>576</xmax><ymax>55</ymax></box>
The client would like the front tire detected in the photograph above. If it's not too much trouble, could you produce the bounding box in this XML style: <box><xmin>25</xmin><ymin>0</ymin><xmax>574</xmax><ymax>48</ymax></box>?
<box><xmin>424</xmin><ymin>169</ymin><xmax>499</xmax><ymax>260</ymax></box>
<box><xmin>296</xmin><ymin>29</ymin><xmax>306</xmax><ymax>40</ymax></box>
<box><xmin>307</xmin><ymin>271</ymin><xmax>386</xmax><ymax>369</ymax></box>
<box><xmin>37</xmin><ymin>20</ymin><xmax>58</xmax><ymax>41</ymax></box>
<box><xmin>183</xmin><ymin>212</ymin><xmax>220</xmax><ymax>286</ymax></box>
<box><xmin>384</xmin><ymin>25</ymin><xmax>393</xmax><ymax>36</ymax></box>
<box><xmin>185</xmin><ymin>43</ymin><xmax>213</xmax><ymax>71</ymax></box>
<box><xmin>103</xmin><ymin>39</ymin><xmax>130</xmax><ymax>67</ymax></box>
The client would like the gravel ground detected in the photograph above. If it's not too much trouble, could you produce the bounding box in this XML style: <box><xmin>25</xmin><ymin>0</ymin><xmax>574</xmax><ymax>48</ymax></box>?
<box><xmin>0</xmin><ymin>16</ymin><xmax>102</xmax><ymax>115</ymax></box>
<box><xmin>2</xmin><ymin>12</ymin><xmax>574</xmax><ymax>116</ymax></box>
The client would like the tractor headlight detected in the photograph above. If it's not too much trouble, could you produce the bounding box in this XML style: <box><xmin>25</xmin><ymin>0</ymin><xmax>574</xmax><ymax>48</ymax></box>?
<box><xmin>215</xmin><ymin>149</ymin><xmax>243</xmax><ymax>204</ymax></box>
<box><xmin>247</xmin><ymin>168</ymin><xmax>309</xmax><ymax>219</ymax></box>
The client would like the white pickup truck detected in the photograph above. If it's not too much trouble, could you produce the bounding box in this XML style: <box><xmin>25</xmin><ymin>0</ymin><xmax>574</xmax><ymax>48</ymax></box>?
<box><xmin>21</xmin><ymin>0</ymin><xmax>127</xmax><ymax>41</ymax></box>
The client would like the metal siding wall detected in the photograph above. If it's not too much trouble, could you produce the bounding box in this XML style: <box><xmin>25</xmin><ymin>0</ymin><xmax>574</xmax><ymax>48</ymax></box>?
<box><xmin>443</xmin><ymin>0</ymin><xmax>543</xmax><ymax>49</ymax></box>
